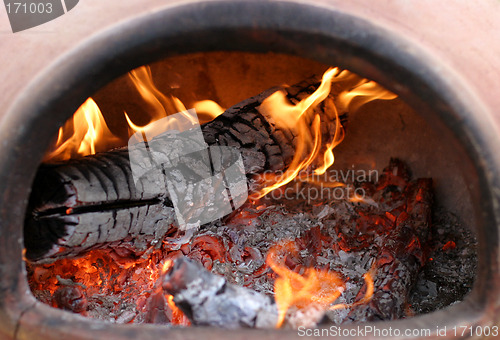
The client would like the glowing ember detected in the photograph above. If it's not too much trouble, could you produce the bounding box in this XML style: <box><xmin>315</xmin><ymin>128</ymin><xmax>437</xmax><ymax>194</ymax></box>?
<box><xmin>166</xmin><ymin>294</ymin><xmax>191</xmax><ymax>326</ymax></box>
<box><xmin>28</xmin><ymin>247</ymin><xmax>187</xmax><ymax>323</ymax></box>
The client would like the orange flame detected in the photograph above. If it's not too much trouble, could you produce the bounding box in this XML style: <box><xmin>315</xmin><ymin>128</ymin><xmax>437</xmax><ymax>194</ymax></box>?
<box><xmin>255</xmin><ymin>68</ymin><xmax>397</xmax><ymax>198</ymax></box>
<box><xmin>46</xmin><ymin>65</ymin><xmax>225</xmax><ymax>163</ymax></box>
<box><xmin>266</xmin><ymin>241</ymin><xmax>345</xmax><ymax>328</ymax></box>
<box><xmin>44</xmin><ymin>98</ymin><xmax>120</xmax><ymax>162</ymax></box>
<box><xmin>329</xmin><ymin>266</ymin><xmax>375</xmax><ymax>311</ymax></box>
<box><xmin>124</xmin><ymin>66</ymin><xmax>224</xmax><ymax>138</ymax></box>
<box><xmin>256</xmin><ymin>68</ymin><xmax>344</xmax><ymax>197</ymax></box>
<box><xmin>337</xmin><ymin>80</ymin><xmax>398</xmax><ymax>113</ymax></box>
<box><xmin>166</xmin><ymin>294</ymin><xmax>191</xmax><ymax>326</ymax></box>
<box><xmin>193</xmin><ymin>99</ymin><xmax>225</xmax><ymax>123</ymax></box>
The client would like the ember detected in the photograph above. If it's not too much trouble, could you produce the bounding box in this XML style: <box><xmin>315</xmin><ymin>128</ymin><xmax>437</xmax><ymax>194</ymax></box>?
<box><xmin>27</xmin><ymin>157</ymin><xmax>436</xmax><ymax>328</ymax></box>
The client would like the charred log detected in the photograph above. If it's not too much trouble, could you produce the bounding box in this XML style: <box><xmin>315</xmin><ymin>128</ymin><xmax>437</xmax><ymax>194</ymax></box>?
<box><xmin>162</xmin><ymin>256</ymin><xmax>278</xmax><ymax>329</ymax></box>
<box><xmin>25</xmin><ymin>75</ymin><xmax>344</xmax><ymax>263</ymax></box>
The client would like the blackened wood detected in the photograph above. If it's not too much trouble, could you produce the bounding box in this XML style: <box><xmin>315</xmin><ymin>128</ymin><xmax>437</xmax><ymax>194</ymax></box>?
<box><xmin>25</xmin><ymin>76</ymin><xmax>343</xmax><ymax>263</ymax></box>
<box><xmin>162</xmin><ymin>256</ymin><xmax>278</xmax><ymax>329</ymax></box>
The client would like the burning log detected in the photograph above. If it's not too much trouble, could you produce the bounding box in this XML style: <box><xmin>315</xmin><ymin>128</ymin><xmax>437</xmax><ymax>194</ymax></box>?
<box><xmin>25</xmin><ymin>75</ymin><xmax>345</xmax><ymax>263</ymax></box>
<box><xmin>161</xmin><ymin>256</ymin><xmax>278</xmax><ymax>329</ymax></box>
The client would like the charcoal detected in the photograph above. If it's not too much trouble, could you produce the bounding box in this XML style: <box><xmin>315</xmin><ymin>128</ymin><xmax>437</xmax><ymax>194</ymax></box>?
<box><xmin>162</xmin><ymin>256</ymin><xmax>278</xmax><ymax>329</ymax></box>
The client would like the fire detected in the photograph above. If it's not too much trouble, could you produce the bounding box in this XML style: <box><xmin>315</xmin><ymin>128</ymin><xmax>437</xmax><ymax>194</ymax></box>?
<box><xmin>44</xmin><ymin>98</ymin><xmax>120</xmax><ymax>162</ymax></box>
<box><xmin>166</xmin><ymin>294</ymin><xmax>191</xmax><ymax>326</ymax></box>
<box><xmin>37</xmin><ymin>64</ymin><xmax>395</xmax><ymax>326</ymax></box>
<box><xmin>192</xmin><ymin>99</ymin><xmax>225</xmax><ymax>123</ymax></box>
<box><xmin>28</xmin><ymin>248</ymin><xmax>189</xmax><ymax>324</ymax></box>
<box><xmin>45</xmin><ymin>64</ymin><xmax>394</xmax><ymax>201</ymax></box>
<box><xmin>337</xmin><ymin>80</ymin><xmax>398</xmax><ymax>113</ymax></box>
<box><xmin>124</xmin><ymin>65</ymin><xmax>191</xmax><ymax>138</ymax></box>
<box><xmin>46</xmin><ymin>65</ymin><xmax>225</xmax><ymax>162</ymax></box>
<box><xmin>255</xmin><ymin>67</ymin><xmax>397</xmax><ymax>198</ymax></box>
<box><xmin>266</xmin><ymin>241</ymin><xmax>345</xmax><ymax>328</ymax></box>
<box><xmin>266</xmin><ymin>240</ymin><xmax>377</xmax><ymax>328</ymax></box>
<box><xmin>124</xmin><ymin>66</ymin><xmax>224</xmax><ymax>138</ymax></box>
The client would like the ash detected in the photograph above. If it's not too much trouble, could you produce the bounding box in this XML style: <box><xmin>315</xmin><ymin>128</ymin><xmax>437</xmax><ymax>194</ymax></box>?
<box><xmin>409</xmin><ymin>209</ymin><xmax>477</xmax><ymax>314</ymax></box>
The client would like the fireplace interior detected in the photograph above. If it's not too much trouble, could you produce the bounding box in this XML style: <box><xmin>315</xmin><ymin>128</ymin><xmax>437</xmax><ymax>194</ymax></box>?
<box><xmin>23</xmin><ymin>51</ymin><xmax>478</xmax><ymax>329</ymax></box>
<box><xmin>1</xmin><ymin>1</ymin><xmax>499</xmax><ymax>339</ymax></box>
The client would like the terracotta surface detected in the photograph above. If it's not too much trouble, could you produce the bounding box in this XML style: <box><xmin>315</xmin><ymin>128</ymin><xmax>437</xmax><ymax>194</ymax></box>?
<box><xmin>0</xmin><ymin>1</ymin><xmax>499</xmax><ymax>339</ymax></box>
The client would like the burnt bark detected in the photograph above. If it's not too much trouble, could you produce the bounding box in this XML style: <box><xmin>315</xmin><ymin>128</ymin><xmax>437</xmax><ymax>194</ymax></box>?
<box><xmin>161</xmin><ymin>256</ymin><xmax>278</xmax><ymax>329</ymax></box>
<box><xmin>25</xmin><ymin>76</ymin><xmax>344</xmax><ymax>263</ymax></box>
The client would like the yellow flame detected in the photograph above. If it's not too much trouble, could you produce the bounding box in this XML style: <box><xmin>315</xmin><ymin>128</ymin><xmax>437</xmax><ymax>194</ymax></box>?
<box><xmin>329</xmin><ymin>266</ymin><xmax>375</xmax><ymax>310</ymax></box>
<box><xmin>266</xmin><ymin>241</ymin><xmax>345</xmax><ymax>328</ymax></box>
<box><xmin>255</xmin><ymin>68</ymin><xmax>397</xmax><ymax>198</ymax></box>
<box><xmin>161</xmin><ymin>259</ymin><xmax>173</xmax><ymax>275</ymax></box>
<box><xmin>337</xmin><ymin>80</ymin><xmax>398</xmax><ymax>113</ymax></box>
<box><xmin>124</xmin><ymin>66</ymin><xmax>223</xmax><ymax>138</ymax></box>
<box><xmin>44</xmin><ymin>98</ymin><xmax>119</xmax><ymax>162</ymax></box>
<box><xmin>128</xmin><ymin>66</ymin><xmax>186</xmax><ymax>120</ymax></box>
<box><xmin>193</xmin><ymin>100</ymin><xmax>225</xmax><ymax>124</ymax></box>
<box><xmin>255</xmin><ymin>68</ymin><xmax>344</xmax><ymax>197</ymax></box>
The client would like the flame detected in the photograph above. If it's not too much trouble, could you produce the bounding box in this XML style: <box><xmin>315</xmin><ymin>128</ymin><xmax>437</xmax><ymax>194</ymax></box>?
<box><xmin>46</xmin><ymin>65</ymin><xmax>225</xmax><ymax>163</ymax></box>
<box><xmin>124</xmin><ymin>66</ymin><xmax>224</xmax><ymax>138</ymax></box>
<box><xmin>193</xmin><ymin>100</ymin><xmax>225</xmax><ymax>123</ymax></box>
<box><xmin>166</xmin><ymin>294</ymin><xmax>191</xmax><ymax>326</ymax></box>
<box><xmin>128</xmin><ymin>66</ymin><xmax>187</xmax><ymax>120</ymax></box>
<box><xmin>161</xmin><ymin>259</ymin><xmax>173</xmax><ymax>274</ymax></box>
<box><xmin>337</xmin><ymin>80</ymin><xmax>398</xmax><ymax>113</ymax></box>
<box><xmin>255</xmin><ymin>68</ymin><xmax>397</xmax><ymax>198</ymax></box>
<box><xmin>266</xmin><ymin>241</ymin><xmax>345</xmax><ymax>328</ymax></box>
<box><xmin>330</xmin><ymin>266</ymin><xmax>375</xmax><ymax>310</ymax></box>
<box><xmin>256</xmin><ymin>68</ymin><xmax>343</xmax><ymax>197</ymax></box>
<box><xmin>44</xmin><ymin>98</ymin><xmax>120</xmax><ymax>162</ymax></box>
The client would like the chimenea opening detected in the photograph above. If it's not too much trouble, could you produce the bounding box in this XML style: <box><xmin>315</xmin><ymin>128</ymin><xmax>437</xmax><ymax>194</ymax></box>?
<box><xmin>24</xmin><ymin>51</ymin><xmax>478</xmax><ymax>329</ymax></box>
<box><xmin>1</xmin><ymin>1</ymin><xmax>498</xmax><ymax>339</ymax></box>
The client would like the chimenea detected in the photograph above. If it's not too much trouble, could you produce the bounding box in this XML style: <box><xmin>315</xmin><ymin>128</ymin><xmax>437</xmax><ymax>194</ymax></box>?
<box><xmin>0</xmin><ymin>1</ymin><xmax>499</xmax><ymax>339</ymax></box>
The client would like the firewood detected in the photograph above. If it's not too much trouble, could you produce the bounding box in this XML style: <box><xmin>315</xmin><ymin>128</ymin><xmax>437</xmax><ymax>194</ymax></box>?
<box><xmin>52</xmin><ymin>285</ymin><xmax>88</xmax><ymax>314</ymax></box>
<box><xmin>161</xmin><ymin>256</ymin><xmax>278</xmax><ymax>329</ymax></box>
<box><xmin>25</xmin><ymin>75</ymin><xmax>344</xmax><ymax>263</ymax></box>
